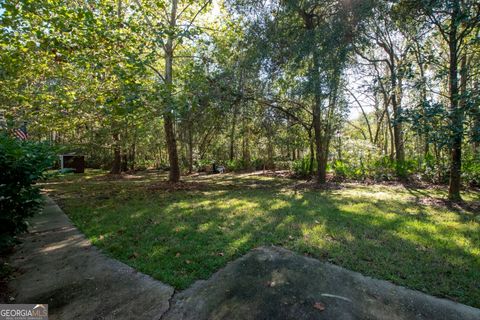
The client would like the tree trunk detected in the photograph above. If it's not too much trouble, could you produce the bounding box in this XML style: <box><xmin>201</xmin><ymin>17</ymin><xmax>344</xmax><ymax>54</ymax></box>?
<box><xmin>188</xmin><ymin>122</ymin><xmax>193</xmax><ymax>174</ymax></box>
<box><xmin>229</xmin><ymin>102</ymin><xmax>239</xmax><ymax>161</ymax></box>
<box><xmin>111</xmin><ymin>1</ymin><xmax>124</xmax><ymax>176</ymax></box>
<box><xmin>448</xmin><ymin>1</ymin><xmax>462</xmax><ymax>201</ymax></box>
<box><xmin>311</xmin><ymin>45</ymin><xmax>327</xmax><ymax>183</ymax></box>
<box><xmin>414</xmin><ymin>41</ymin><xmax>430</xmax><ymax>158</ymax></box>
<box><xmin>389</xmin><ymin>57</ymin><xmax>405</xmax><ymax>177</ymax></box>
<box><xmin>128</xmin><ymin>128</ymin><xmax>137</xmax><ymax>171</ymax></box>
<box><xmin>164</xmin><ymin>0</ymin><xmax>180</xmax><ymax>183</ymax></box>
<box><xmin>121</xmin><ymin>151</ymin><xmax>128</xmax><ymax>172</ymax></box>
<box><xmin>243</xmin><ymin>130</ymin><xmax>250</xmax><ymax>167</ymax></box>
<box><xmin>266</xmin><ymin>136</ymin><xmax>274</xmax><ymax>170</ymax></box>
<box><xmin>164</xmin><ymin>114</ymin><xmax>180</xmax><ymax>181</ymax></box>
<box><xmin>129</xmin><ymin>141</ymin><xmax>136</xmax><ymax>171</ymax></box>
<box><xmin>316</xmin><ymin>133</ymin><xmax>328</xmax><ymax>184</ymax></box>
<box><xmin>300</xmin><ymin>11</ymin><xmax>327</xmax><ymax>183</ymax></box>
<box><xmin>242</xmin><ymin>114</ymin><xmax>250</xmax><ymax>168</ymax></box>
<box><xmin>337</xmin><ymin>134</ymin><xmax>342</xmax><ymax>162</ymax></box>
<box><xmin>111</xmin><ymin>132</ymin><xmax>121</xmax><ymax>174</ymax></box>
<box><xmin>309</xmin><ymin>139</ymin><xmax>315</xmax><ymax>176</ymax></box>
<box><xmin>313</xmin><ymin>110</ymin><xmax>326</xmax><ymax>183</ymax></box>
<box><xmin>304</xmin><ymin>129</ymin><xmax>314</xmax><ymax>176</ymax></box>
<box><xmin>385</xmin><ymin>104</ymin><xmax>395</xmax><ymax>161</ymax></box>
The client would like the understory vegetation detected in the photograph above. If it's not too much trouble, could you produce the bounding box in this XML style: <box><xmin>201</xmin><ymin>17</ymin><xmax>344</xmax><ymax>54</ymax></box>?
<box><xmin>0</xmin><ymin>134</ymin><xmax>55</xmax><ymax>251</ymax></box>
<box><xmin>1</xmin><ymin>0</ymin><xmax>479</xmax><ymax>310</ymax></box>
<box><xmin>1</xmin><ymin>0</ymin><xmax>479</xmax><ymax>200</ymax></box>
<box><xmin>44</xmin><ymin>171</ymin><xmax>480</xmax><ymax>307</ymax></box>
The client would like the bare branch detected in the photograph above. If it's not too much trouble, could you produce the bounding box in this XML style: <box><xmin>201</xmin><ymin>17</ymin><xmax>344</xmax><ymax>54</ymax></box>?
<box><xmin>146</xmin><ymin>64</ymin><xmax>166</xmax><ymax>83</ymax></box>
<box><xmin>346</xmin><ymin>88</ymin><xmax>373</xmax><ymax>143</ymax></box>
<box><xmin>173</xmin><ymin>0</ymin><xmax>212</xmax><ymax>51</ymax></box>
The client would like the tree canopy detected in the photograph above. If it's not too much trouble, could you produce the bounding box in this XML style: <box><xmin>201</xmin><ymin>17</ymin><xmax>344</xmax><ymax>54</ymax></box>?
<box><xmin>1</xmin><ymin>0</ymin><xmax>479</xmax><ymax>200</ymax></box>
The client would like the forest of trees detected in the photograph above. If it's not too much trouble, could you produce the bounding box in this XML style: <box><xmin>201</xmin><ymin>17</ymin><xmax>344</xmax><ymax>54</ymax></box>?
<box><xmin>1</xmin><ymin>0</ymin><xmax>479</xmax><ymax>200</ymax></box>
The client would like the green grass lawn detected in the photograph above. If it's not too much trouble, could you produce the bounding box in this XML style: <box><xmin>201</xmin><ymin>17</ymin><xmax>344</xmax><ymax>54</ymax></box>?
<box><xmin>42</xmin><ymin>170</ymin><xmax>480</xmax><ymax>307</ymax></box>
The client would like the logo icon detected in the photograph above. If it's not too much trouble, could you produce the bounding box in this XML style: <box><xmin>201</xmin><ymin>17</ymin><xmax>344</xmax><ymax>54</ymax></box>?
<box><xmin>0</xmin><ymin>304</ymin><xmax>48</xmax><ymax>320</ymax></box>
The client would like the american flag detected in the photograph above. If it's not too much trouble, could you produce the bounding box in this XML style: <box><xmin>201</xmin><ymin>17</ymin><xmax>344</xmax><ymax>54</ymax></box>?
<box><xmin>14</xmin><ymin>123</ymin><xmax>28</xmax><ymax>140</ymax></box>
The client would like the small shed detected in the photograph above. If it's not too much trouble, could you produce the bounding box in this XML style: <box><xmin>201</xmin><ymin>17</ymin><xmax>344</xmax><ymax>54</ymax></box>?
<box><xmin>59</xmin><ymin>153</ymin><xmax>85</xmax><ymax>173</ymax></box>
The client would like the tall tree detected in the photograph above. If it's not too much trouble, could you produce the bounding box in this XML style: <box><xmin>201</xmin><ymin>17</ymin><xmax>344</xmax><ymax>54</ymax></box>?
<box><xmin>232</xmin><ymin>0</ymin><xmax>374</xmax><ymax>183</ymax></box>
<box><xmin>400</xmin><ymin>0</ymin><xmax>480</xmax><ymax>200</ymax></box>
<box><xmin>133</xmin><ymin>0</ymin><xmax>212</xmax><ymax>182</ymax></box>
<box><xmin>354</xmin><ymin>3</ymin><xmax>411</xmax><ymax>177</ymax></box>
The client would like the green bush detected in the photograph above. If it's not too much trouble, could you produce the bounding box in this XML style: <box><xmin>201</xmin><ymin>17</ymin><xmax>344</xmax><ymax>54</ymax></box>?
<box><xmin>370</xmin><ymin>156</ymin><xmax>396</xmax><ymax>181</ymax></box>
<box><xmin>463</xmin><ymin>155</ymin><xmax>480</xmax><ymax>187</ymax></box>
<box><xmin>250</xmin><ymin>158</ymin><xmax>265</xmax><ymax>170</ymax></box>
<box><xmin>0</xmin><ymin>134</ymin><xmax>56</xmax><ymax>252</ymax></box>
<box><xmin>293</xmin><ymin>156</ymin><xmax>315</xmax><ymax>178</ymax></box>
<box><xmin>193</xmin><ymin>159</ymin><xmax>212</xmax><ymax>172</ymax></box>
<box><xmin>332</xmin><ymin>160</ymin><xmax>349</xmax><ymax>179</ymax></box>
<box><xmin>274</xmin><ymin>160</ymin><xmax>292</xmax><ymax>171</ymax></box>
<box><xmin>226</xmin><ymin>159</ymin><xmax>246</xmax><ymax>172</ymax></box>
<box><xmin>227</xmin><ymin>158</ymin><xmax>266</xmax><ymax>171</ymax></box>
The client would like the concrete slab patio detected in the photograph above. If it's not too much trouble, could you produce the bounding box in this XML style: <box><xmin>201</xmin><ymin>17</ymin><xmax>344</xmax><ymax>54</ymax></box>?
<box><xmin>8</xmin><ymin>198</ymin><xmax>480</xmax><ymax>320</ymax></box>
<box><xmin>164</xmin><ymin>246</ymin><xmax>480</xmax><ymax>320</ymax></box>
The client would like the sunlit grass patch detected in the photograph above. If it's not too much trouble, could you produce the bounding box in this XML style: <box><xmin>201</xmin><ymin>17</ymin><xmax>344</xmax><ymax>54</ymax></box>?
<box><xmin>43</xmin><ymin>170</ymin><xmax>480</xmax><ymax>307</ymax></box>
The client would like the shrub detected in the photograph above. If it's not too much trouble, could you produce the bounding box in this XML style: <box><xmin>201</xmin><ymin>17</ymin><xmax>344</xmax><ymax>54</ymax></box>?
<box><xmin>463</xmin><ymin>156</ymin><xmax>480</xmax><ymax>187</ymax></box>
<box><xmin>292</xmin><ymin>156</ymin><xmax>315</xmax><ymax>178</ymax></box>
<box><xmin>370</xmin><ymin>156</ymin><xmax>396</xmax><ymax>181</ymax></box>
<box><xmin>251</xmin><ymin>158</ymin><xmax>265</xmax><ymax>170</ymax></box>
<box><xmin>0</xmin><ymin>134</ymin><xmax>56</xmax><ymax>252</ymax></box>
<box><xmin>332</xmin><ymin>160</ymin><xmax>348</xmax><ymax>179</ymax></box>
<box><xmin>194</xmin><ymin>159</ymin><xmax>213</xmax><ymax>172</ymax></box>
<box><xmin>226</xmin><ymin>159</ymin><xmax>245</xmax><ymax>172</ymax></box>
<box><xmin>274</xmin><ymin>160</ymin><xmax>292</xmax><ymax>171</ymax></box>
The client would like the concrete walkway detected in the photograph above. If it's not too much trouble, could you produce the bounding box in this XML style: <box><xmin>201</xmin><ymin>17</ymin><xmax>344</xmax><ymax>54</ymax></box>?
<box><xmin>9</xmin><ymin>198</ymin><xmax>480</xmax><ymax>320</ymax></box>
<box><xmin>8</xmin><ymin>198</ymin><xmax>174</xmax><ymax>320</ymax></box>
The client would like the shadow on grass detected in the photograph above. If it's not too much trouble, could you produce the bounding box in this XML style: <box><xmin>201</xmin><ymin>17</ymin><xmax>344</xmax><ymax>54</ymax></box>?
<box><xmin>404</xmin><ymin>185</ymin><xmax>480</xmax><ymax>219</ymax></box>
<box><xmin>44</xmin><ymin>173</ymin><xmax>480</xmax><ymax>308</ymax></box>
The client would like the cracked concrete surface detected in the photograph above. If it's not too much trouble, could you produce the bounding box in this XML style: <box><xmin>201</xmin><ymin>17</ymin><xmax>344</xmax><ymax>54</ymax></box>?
<box><xmin>163</xmin><ymin>246</ymin><xmax>480</xmax><ymax>320</ymax></box>
<box><xmin>8</xmin><ymin>198</ymin><xmax>480</xmax><ymax>320</ymax></box>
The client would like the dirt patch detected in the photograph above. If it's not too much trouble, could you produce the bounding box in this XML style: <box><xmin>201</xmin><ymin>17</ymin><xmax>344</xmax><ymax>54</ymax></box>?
<box><xmin>91</xmin><ymin>173</ymin><xmax>147</xmax><ymax>181</ymax></box>
<box><xmin>292</xmin><ymin>181</ymin><xmax>344</xmax><ymax>191</ymax></box>
<box><xmin>147</xmin><ymin>178</ymin><xmax>287</xmax><ymax>192</ymax></box>
<box><xmin>255</xmin><ymin>170</ymin><xmax>294</xmax><ymax>179</ymax></box>
<box><xmin>416</xmin><ymin>197</ymin><xmax>480</xmax><ymax>215</ymax></box>
<box><xmin>147</xmin><ymin>181</ymin><xmax>211</xmax><ymax>192</ymax></box>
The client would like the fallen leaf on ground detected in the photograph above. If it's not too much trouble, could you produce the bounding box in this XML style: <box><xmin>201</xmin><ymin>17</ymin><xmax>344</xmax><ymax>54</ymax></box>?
<box><xmin>313</xmin><ymin>302</ymin><xmax>325</xmax><ymax>311</ymax></box>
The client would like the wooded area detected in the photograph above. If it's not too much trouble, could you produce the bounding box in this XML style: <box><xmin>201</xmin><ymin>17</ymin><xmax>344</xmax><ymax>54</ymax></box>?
<box><xmin>1</xmin><ymin>0</ymin><xmax>479</xmax><ymax>200</ymax></box>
